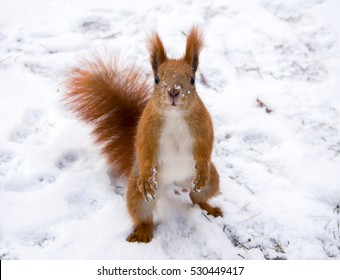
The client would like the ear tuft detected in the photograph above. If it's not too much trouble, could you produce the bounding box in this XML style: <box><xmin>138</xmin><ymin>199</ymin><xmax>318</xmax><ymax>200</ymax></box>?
<box><xmin>183</xmin><ymin>26</ymin><xmax>204</xmax><ymax>76</ymax></box>
<box><xmin>147</xmin><ymin>32</ymin><xmax>168</xmax><ymax>76</ymax></box>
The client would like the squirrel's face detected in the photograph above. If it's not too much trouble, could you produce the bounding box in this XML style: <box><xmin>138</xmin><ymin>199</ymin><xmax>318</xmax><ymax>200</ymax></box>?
<box><xmin>153</xmin><ymin>60</ymin><xmax>197</xmax><ymax>110</ymax></box>
<box><xmin>148</xmin><ymin>26</ymin><xmax>203</xmax><ymax>112</ymax></box>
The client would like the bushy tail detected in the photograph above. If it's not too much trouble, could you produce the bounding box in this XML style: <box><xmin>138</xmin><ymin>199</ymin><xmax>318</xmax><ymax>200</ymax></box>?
<box><xmin>64</xmin><ymin>55</ymin><xmax>150</xmax><ymax>178</ymax></box>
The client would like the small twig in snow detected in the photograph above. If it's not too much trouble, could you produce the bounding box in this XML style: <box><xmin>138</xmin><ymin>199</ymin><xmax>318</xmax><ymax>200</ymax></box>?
<box><xmin>229</xmin><ymin>176</ymin><xmax>255</xmax><ymax>195</ymax></box>
<box><xmin>324</xmin><ymin>219</ymin><xmax>331</xmax><ymax>230</ymax></box>
<box><xmin>0</xmin><ymin>56</ymin><xmax>12</xmax><ymax>64</ymax></box>
<box><xmin>223</xmin><ymin>225</ymin><xmax>250</xmax><ymax>250</ymax></box>
<box><xmin>244</xmin><ymin>67</ymin><xmax>263</xmax><ymax>79</ymax></box>
<box><xmin>292</xmin><ymin>61</ymin><xmax>307</xmax><ymax>72</ymax></box>
<box><xmin>238</xmin><ymin>254</ymin><xmax>245</xmax><ymax>259</ymax></box>
<box><xmin>202</xmin><ymin>213</ymin><xmax>212</xmax><ymax>222</ymax></box>
<box><xmin>256</xmin><ymin>98</ymin><xmax>273</xmax><ymax>113</ymax></box>
<box><xmin>101</xmin><ymin>33</ymin><xmax>119</xmax><ymax>39</ymax></box>
<box><xmin>233</xmin><ymin>238</ymin><xmax>250</xmax><ymax>250</ymax></box>
<box><xmin>270</xmin><ymin>238</ymin><xmax>285</xmax><ymax>254</ymax></box>
<box><xmin>243</xmin><ymin>184</ymin><xmax>255</xmax><ymax>195</ymax></box>
<box><xmin>246</xmin><ymin>212</ymin><xmax>262</xmax><ymax>222</ymax></box>
<box><xmin>237</xmin><ymin>202</ymin><xmax>251</xmax><ymax>213</ymax></box>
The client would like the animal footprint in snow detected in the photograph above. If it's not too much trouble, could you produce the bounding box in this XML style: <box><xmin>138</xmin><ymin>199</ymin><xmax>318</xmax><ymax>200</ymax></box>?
<box><xmin>56</xmin><ymin>152</ymin><xmax>79</xmax><ymax>170</ymax></box>
<box><xmin>9</xmin><ymin>109</ymin><xmax>52</xmax><ymax>143</ymax></box>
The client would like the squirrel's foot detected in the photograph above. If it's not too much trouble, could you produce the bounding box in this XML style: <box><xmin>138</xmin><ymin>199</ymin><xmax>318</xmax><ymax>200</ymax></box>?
<box><xmin>197</xmin><ymin>202</ymin><xmax>223</xmax><ymax>217</ymax></box>
<box><xmin>138</xmin><ymin>167</ymin><xmax>158</xmax><ymax>202</ymax></box>
<box><xmin>192</xmin><ymin>162</ymin><xmax>210</xmax><ymax>192</ymax></box>
<box><xmin>127</xmin><ymin>222</ymin><xmax>153</xmax><ymax>243</ymax></box>
<box><xmin>208</xmin><ymin>207</ymin><xmax>223</xmax><ymax>217</ymax></box>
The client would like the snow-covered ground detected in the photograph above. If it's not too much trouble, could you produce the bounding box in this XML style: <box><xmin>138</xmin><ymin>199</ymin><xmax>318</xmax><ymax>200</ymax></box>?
<box><xmin>1</xmin><ymin>0</ymin><xmax>340</xmax><ymax>259</ymax></box>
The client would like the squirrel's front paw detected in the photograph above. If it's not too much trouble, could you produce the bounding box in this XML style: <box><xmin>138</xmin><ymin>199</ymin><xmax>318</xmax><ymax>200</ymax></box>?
<box><xmin>138</xmin><ymin>167</ymin><xmax>158</xmax><ymax>201</ymax></box>
<box><xmin>192</xmin><ymin>162</ymin><xmax>210</xmax><ymax>192</ymax></box>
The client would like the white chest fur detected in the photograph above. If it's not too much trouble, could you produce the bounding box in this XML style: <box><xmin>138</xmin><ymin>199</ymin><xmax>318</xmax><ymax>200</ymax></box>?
<box><xmin>157</xmin><ymin>109</ymin><xmax>195</xmax><ymax>188</ymax></box>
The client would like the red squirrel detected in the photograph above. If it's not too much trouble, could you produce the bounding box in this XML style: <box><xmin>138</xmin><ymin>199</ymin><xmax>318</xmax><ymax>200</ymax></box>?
<box><xmin>65</xmin><ymin>26</ymin><xmax>222</xmax><ymax>243</ymax></box>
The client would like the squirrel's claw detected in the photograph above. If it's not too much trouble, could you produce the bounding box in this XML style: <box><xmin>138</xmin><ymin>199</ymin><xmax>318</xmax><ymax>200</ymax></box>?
<box><xmin>192</xmin><ymin>163</ymin><xmax>210</xmax><ymax>192</ymax></box>
<box><xmin>138</xmin><ymin>167</ymin><xmax>158</xmax><ymax>202</ymax></box>
<box><xmin>138</xmin><ymin>180</ymin><xmax>156</xmax><ymax>202</ymax></box>
<box><xmin>145</xmin><ymin>190</ymin><xmax>156</xmax><ymax>202</ymax></box>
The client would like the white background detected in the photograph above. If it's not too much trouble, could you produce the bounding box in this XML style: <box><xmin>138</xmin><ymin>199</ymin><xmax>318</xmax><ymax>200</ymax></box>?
<box><xmin>2</xmin><ymin>260</ymin><xmax>340</xmax><ymax>280</ymax></box>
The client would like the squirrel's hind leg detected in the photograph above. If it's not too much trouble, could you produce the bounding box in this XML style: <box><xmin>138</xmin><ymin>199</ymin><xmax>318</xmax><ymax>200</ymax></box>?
<box><xmin>126</xmin><ymin>167</ymin><xmax>155</xmax><ymax>243</ymax></box>
<box><xmin>189</xmin><ymin>162</ymin><xmax>223</xmax><ymax>217</ymax></box>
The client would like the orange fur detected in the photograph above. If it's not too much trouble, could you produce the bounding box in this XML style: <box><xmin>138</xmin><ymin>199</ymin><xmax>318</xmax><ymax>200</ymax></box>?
<box><xmin>183</xmin><ymin>26</ymin><xmax>204</xmax><ymax>75</ymax></box>
<box><xmin>148</xmin><ymin>32</ymin><xmax>168</xmax><ymax>76</ymax></box>
<box><xmin>64</xmin><ymin>55</ymin><xmax>150</xmax><ymax>178</ymax></box>
<box><xmin>65</xmin><ymin>27</ymin><xmax>222</xmax><ymax>243</ymax></box>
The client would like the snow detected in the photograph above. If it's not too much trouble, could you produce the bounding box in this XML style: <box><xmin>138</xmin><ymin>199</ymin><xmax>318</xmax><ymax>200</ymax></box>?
<box><xmin>1</xmin><ymin>0</ymin><xmax>340</xmax><ymax>260</ymax></box>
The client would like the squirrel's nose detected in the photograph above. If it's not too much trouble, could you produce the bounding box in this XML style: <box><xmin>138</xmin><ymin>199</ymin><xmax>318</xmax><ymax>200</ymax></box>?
<box><xmin>167</xmin><ymin>88</ymin><xmax>180</xmax><ymax>97</ymax></box>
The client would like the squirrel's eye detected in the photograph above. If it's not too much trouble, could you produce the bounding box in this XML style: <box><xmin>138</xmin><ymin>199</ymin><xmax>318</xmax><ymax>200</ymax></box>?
<box><xmin>155</xmin><ymin>75</ymin><xmax>160</xmax><ymax>84</ymax></box>
<box><xmin>190</xmin><ymin>77</ymin><xmax>195</xmax><ymax>86</ymax></box>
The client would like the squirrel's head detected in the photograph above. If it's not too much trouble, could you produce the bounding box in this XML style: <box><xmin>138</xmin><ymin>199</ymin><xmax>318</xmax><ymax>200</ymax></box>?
<box><xmin>147</xmin><ymin>26</ymin><xmax>203</xmax><ymax>111</ymax></box>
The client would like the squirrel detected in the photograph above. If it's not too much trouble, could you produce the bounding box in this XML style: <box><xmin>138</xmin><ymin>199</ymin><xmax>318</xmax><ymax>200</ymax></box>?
<box><xmin>65</xmin><ymin>26</ymin><xmax>222</xmax><ymax>243</ymax></box>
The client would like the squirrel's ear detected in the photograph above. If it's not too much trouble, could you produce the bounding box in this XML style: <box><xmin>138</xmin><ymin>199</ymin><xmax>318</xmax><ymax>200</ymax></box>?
<box><xmin>183</xmin><ymin>26</ymin><xmax>204</xmax><ymax>76</ymax></box>
<box><xmin>148</xmin><ymin>32</ymin><xmax>168</xmax><ymax>76</ymax></box>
